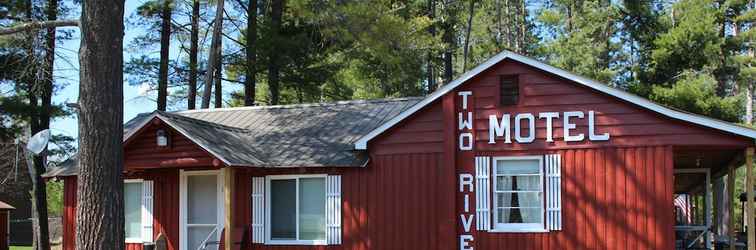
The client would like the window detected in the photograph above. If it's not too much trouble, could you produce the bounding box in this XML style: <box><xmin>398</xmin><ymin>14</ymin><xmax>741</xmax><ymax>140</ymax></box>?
<box><xmin>124</xmin><ymin>180</ymin><xmax>143</xmax><ymax>243</ymax></box>
<box><xmin>500</xmin><ymin>76</ymin><xmax>519</xmax><ymax>106</ymax></box>
<box><xmin>266</xmin><ymin>175</ymin><xmax>326</xmax><ymax>245</ymax></box>
<box><xmin>492</xmin><ymin>156</ymin><xmax>544</xmax><ymax>232</ymax></box>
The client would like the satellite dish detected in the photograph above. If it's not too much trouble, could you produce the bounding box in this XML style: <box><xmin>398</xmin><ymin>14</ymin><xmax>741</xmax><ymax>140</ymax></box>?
<box><xmin>27</xmin><ymin>129</ymin><xmax>51</xmax><ymax>155</ymax></box>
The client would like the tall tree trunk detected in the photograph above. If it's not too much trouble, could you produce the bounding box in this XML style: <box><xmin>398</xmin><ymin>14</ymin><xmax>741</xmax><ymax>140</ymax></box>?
<box><xmin>518</xmin><ymin>0</ymin><xmax>525</xmax><ymax>54</ymax></box>
<box><xmin>427</xmin><ymin>0</ymin><xmax>436</xmax><ymax>93</ymax></box>
<box><xmin>23</xmin><ymin>0</ymin><xmax>52</xmax><ymax>249</ymax></box>
<box><xmin>214</xmin><ymin>53</ymin><xmax>222</xmax><ymax>108</ymax></box>
<box><xmin>28</xmin><ymin>1</ymin><xmax>58</xmax><ymax>249</ymax></box>
<box><xmin>244</xmin><ymin>0</ymin><xmax>257</xmax><ymax>106</ymax></box>
<box><xmin>187</xmin><ymin>0</ymin><xmax>199</xmax><ymax>110</ymax></box>
<box><xmin>504</xmin><ymin>0</ymin><xmax>511</xmax><ymax>48</ymax></box>
<box><xmin>202</xmin><ymin>0</ymin><xmax>225</xmax><ymax>108</ymax></box>
<box><xmin>77</xmin><ymin>0</ymin><xmax>125</xmax><ymax>249</ymax></box>
<box><xmin>462</xmin><ymin>0</ymin><xmax>475</xmax><ymax>72</ymax></box>
<box><xmin>157</xmin><ymin>0</ymin><xmax>171</xmax><ymax>111</ymax></box>
<box><xmin>268</xmin><ymin>0</ymin><xmax>284</xmax><ymax>105</ymax></box>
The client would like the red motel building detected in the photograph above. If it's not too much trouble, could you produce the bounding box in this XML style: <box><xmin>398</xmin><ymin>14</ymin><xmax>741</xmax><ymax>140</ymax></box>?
<box><xmin>45</xmin><ymin>51</ymin><xmax>756</xmax><ymax>250</ymax></box>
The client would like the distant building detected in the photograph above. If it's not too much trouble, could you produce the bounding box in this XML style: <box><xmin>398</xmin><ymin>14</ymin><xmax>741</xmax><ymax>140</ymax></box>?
<box><xmin>0</xmin><ymin>141</ymin><xmax>32</xmax><ymax>245</ymax></box>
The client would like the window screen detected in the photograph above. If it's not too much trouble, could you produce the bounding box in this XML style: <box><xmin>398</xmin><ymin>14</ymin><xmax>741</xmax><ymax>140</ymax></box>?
<box><xmin>124</xmin><ymin>182</ymin><xmax>142</xmax><ymax>240</ymax></box>
<box><xmin>268</xmin><ymin>176</ymin><xmax>326</xmax><ymax>243</ymax></box>
<box><xmin>493</xmin><ymin>158</ymin><xmax>543</xmax><ymax>229</ymax></box>
<box><xmin>500</xmin><ymin>76</ymin><xmax>519</xmax><ymax>106</ymax></box>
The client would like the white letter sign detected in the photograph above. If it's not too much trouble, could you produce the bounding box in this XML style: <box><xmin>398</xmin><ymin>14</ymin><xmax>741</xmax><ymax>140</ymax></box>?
<box><xmin>486</xmin><ymin>110</ymin><xmax>609</xmax><ymax>144</ymax></box>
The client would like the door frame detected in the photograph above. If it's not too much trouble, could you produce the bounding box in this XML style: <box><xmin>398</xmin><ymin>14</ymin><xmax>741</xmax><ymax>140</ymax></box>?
<box><xmin>179</xmin><ymin>169</ymin><xmax>225</xmax><ymax>250</ymax></box>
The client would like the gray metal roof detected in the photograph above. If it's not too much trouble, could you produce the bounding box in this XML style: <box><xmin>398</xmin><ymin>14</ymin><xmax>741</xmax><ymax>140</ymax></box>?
<box><xmin>43</xmin><ymin>97</ymin><xmax>422</xmax><ymax>177</ymax></box>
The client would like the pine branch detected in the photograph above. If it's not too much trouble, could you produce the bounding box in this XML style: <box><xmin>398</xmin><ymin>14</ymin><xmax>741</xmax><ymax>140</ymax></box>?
<box><xmin>0</xmin><ymin>20</ymin><xmax>80</xmax><ymax>36</ymax></box>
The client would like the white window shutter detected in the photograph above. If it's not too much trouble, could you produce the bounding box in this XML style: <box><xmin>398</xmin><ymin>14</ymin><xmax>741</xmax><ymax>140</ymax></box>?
<box><xmin>141</xmin><ymin>180</ymin><xmax>154</xmax><ymax>242</ymax></box>
<box><xmin>251</xmin><ymin>177</ymin><xmax>265</xmax><ymax>243</ymax></box>
<box><xmin>545</xmin><ymin>154</ymin><xmax>562</xmax><ymax>231</ymax></box>
<box><xmin>475</xmin><ymin>156</ymin><xmax>491</xmax><ymax>231</ymax></box>
<box><xmin>326</xmin><ymin>175</ymin><xmax>342</xmax><ymax>245</ymax></box>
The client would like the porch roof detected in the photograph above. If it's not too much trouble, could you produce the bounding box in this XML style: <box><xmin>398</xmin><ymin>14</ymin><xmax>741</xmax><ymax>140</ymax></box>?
<box><xmin>0</xmin><ymin>201</ymin><xmax>14</xmax><ymax>211</ymax></box>
<box><xmin>43</xmin><ymin>97</ymin><xmax>421</xmax><ymax>177</ymax></box>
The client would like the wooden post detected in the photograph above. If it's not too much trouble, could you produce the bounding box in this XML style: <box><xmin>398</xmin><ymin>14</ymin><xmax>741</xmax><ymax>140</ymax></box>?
<box><xmin>730</xmin><ymin>165</ymin><xmax>737</xmax><ymax>250</ymax></box>
<box><xmin>224</xmin><ymin>167</ymin><xmax>235</xmax><ymax>250</ymax></box>
<box><xmin>747</xmin><ymin>147</ymin><xmax>755</xmax><ymax>250</ymax></box>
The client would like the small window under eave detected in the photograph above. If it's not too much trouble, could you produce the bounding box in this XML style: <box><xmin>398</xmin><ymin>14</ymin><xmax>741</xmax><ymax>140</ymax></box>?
<box><xmin>500</xmin><ymin>76</ymin><xmax>519</xmax><ymax>106</ymax></box>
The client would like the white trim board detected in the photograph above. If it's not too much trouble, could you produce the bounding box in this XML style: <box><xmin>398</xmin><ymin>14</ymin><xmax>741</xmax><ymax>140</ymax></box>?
<box><xmin>353</xmin><ymin>50</ymin><xmax>756</xmax><ymax>150</ymax></box>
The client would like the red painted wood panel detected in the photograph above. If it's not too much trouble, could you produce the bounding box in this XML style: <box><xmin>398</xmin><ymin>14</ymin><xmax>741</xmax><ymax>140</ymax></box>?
<box><xmin>239</xmin><ymin>152</ymin><xmax>443</xmax><ymax>250</ymax></box>
<box><xmin>370</xmin><ymin>101</ymin><xmax>445</xmax><ymax>155</ymax></box>
<box><xmin>124</xmin><ymin>123</ymin><xmax>217</xmax><ymax>171</ymax></box>
<box><xmin>61</xmin><ymin>171</ymin><xmax>180</xmax><ymax>250</ymax></box>
<box><xmin>473</xmin><ymin>146</ymin><xmax>675</xmax><ymax>250</ymax></box>
<box><xmin>62</xmin><ymin>176</ymin><xmax>76</xmax><ymax>250</ymax></box>
<box><xmin>1</xmin><ymin>211</ymin><xmax>7</xmax><ymax>250</ymax></box>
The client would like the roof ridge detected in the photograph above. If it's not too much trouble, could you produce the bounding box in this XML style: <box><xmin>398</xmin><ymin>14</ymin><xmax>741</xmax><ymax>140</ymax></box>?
<box><xmin>174</xmin><ymin>97</ymin><xmax>424</xmax><ymax>114</ymax></box>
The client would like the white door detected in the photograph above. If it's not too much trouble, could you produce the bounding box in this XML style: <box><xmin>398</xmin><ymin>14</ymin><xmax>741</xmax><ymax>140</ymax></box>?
<box><xmin>180</xmin><ymin>170</ymin><xmax>224</xmax><ymax>250</ymax></box>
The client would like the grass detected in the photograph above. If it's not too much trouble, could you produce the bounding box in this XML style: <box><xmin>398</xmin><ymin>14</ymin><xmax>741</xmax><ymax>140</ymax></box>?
<box><xmin>10</xmin><ymin>246</ymin><xmax>33</xmax><ymax>250</ymax></box>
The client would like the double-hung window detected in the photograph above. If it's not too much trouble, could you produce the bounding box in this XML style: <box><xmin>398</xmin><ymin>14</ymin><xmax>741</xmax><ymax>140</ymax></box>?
<box><xmin>124</xmin><ymin>179</ymin><xmax>154</xmax><ymax>243</ymax></box>
<box><xmin>266</xmin><ymin>175</ymin><xmax>327</xmax><ymax>245</ymax></box>
<box><xmin>492</xmin><ymin>156</ymin><xmax>545</xmax><ymax>232</ymax></box>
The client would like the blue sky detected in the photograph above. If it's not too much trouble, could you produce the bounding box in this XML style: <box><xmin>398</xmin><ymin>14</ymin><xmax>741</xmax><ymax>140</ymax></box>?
<box><xmin>51</xmin><ymin>0</ymin><xmax>240</xmax><ymax>142</ymax></box>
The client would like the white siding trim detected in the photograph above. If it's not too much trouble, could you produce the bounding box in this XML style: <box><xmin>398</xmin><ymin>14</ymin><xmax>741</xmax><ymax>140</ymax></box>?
<box><xmin>326</xmin><ymin>175</ymin><xmax>342</xmax><ymax>245</ymax></box>
<box><xmin>475</xmin><ymin>156</ymin><xmax>491</xmax><ymax>231</ymax></box>
<box><xmin>251</xmin><ymin>176</ymin><xmax>265</xmax><ymax>244</ymax></box>
<box><xmin>545</xmin><ymin>154</ymin><xmax>562</xmax><ymax>231</ymax></box>
<box><xmin>142</xmin><ymin>180</ymin><xmax>154</xmax><ymax>242</ymax></box>
<box><xmin>353</xmin><ymin>50</ymin><xmax>756</xmax><ymax>150</ymax></box>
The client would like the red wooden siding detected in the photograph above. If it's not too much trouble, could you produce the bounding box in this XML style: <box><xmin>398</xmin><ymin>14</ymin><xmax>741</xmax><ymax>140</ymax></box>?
<box><xmin>62</xmin><ymin>176</ymin><xmax>76</xmax><ymax>250</ymax></box>
<box><xmin>468</xmin><ymin>146</ymin><xmax>674</xmax><ymax>250</ymax></box>
<box><xmin>62</xmin><ymin>170</ymin><xmax>180</xmax><ymax>250</ymax></box>
<box><xmin>235</xmin><ymin>152</ymin><xmax>444</xmax><ymax>250</ymax></box>
<box><xmin>124</xmin><ymin>123</ymin><xmax>217</xmax><ymax>170</ymax></box>
<box><xmin>370</xmin><ymin>101</ymin><xmax>444</xmax><ymax>155</ymax></box>
<box><xmin>465</xmin><ymin>59</ymin><xmax>751</xmax><ymax>150</ymax></box>
<box><xmin>1</xmin><ymin>211</ymin><xmax>7</xmax><ymax>250</ymax></box>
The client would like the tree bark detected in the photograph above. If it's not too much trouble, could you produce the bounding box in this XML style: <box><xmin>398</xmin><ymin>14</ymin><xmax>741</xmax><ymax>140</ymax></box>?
<box><xmin>76</xmin><ymin>0</ymin><xmax>125</xmax><ymax>249</ymax></box>
<box><xmin>462</xmin><ymin>0</ymin><xmax>475</xmax><ymax>72</ymax></box>
<box><xmin>427</xmin><ymin>0</ymin><xmax>436</xmax><ymax>93</ymax></box>
<box><xmin>27</xmin><ymin>1</ymin><xmax>58</xmax><ymax>249</ymax></box>
<box><xmin>202</xmin><ymin>0</ymin><xmax>224</xmax><ymax>108</ymax></box>
<box><xmin>441</xmin><ymin>1</ymin><xmax>455</xmax><ymax>84</ymax></box>
<box><xmin>0</xmin><ymin>19</ymin><xmax>78</xmax><ymax>36</ymax></box>
<box><xmin>157</xmin><ymin>0</ymin><xmax>171</xmax><ymax>111</ymax></box>
<box><xmin>244</xmin><ymin>0</ymin><xmax>257</xmax><ymax>106</ymax></box>
<box><xmin>214</xmin><ymin>53</ymin><xmax>222</xmax><ymax>108</ymax></box>
<box><xmin>268</xmin><ymin>0</ymin><xmax>284</xmax><ymax>105</ymax></box>
<box><xmin>187</xmin><ymin>0</ymin><xmax>199</xmax><ymax>110</ymax></box>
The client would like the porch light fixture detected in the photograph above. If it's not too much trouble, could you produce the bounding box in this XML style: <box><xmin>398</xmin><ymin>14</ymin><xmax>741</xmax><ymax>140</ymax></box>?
<box><xmin>156</xmin><ymin>129</ymin><xmax>169</xmax><ymax>147</ymax></box>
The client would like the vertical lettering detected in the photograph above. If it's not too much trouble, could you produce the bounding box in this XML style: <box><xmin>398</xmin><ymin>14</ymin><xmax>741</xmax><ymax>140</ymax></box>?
<box><xmin>459</xmin><ymin>174</ymin><xmax>474</xmax><ymax>192</ymax></box>
<box><xmin>459</xmin><ymin>133</ymin><xmax>473</xmax><ymax>151</ymax></box>
<box><xmin>460</xmin><ymin>235</ymin><xmax>474</xmax><ymax>250</ymax></box>
<box><xmin>459</xmin><ymin>112</ymin><xmax>473</xmax><ymax>130</ymax></box>
<box><xmin>458</xmin><ymin>91</ymin><xmax>472</xmax><ymax>110</ymax></box>
<box><xmin>460</xmin><ymin>214</ymin><xmax>474</xmax><ymax>232</ymax></box>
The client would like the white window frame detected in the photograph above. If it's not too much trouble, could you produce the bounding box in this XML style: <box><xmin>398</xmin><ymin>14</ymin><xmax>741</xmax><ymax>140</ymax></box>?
<box><xmin>124</xmin><ymin>179</ymin><xmax>144</xmax><ymax>243</ymax></box>
<box><xmin>265</xmin><ymin>174</ymin><xmax>328</xmax><ymax>245</ymax></box>
<box><xmin>179</xmin><ymin>169</ymin><xmax>225</xmax><ymax>250</ymax></box>
<box><xmin>491</xmin><ymin>156</ymin><xmax>547</xmax><ymax>233</ymax></box>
